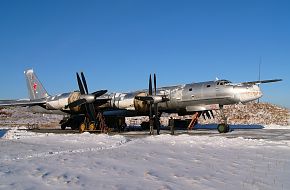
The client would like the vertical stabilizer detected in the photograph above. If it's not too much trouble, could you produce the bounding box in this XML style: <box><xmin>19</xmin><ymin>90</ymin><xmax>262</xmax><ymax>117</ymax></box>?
<box><xmin>24</xmin><ymin>69</ymin><xmax>49</xmax><ymax>100</ymax></box>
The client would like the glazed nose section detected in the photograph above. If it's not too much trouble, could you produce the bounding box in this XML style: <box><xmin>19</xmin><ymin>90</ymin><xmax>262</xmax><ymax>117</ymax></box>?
<box><xmin>241</xmin><ymin>85</ymin><xmax>263</xmax><ymax>103</ymax></box>
<box><xmin>234</xmin><ymin>84</ymin><xmax>263</xmax><ymax>103</ymax></box>
<box><xmin>253</xmin><ymin>85</ymin><xmax>263</xmax><ymax>99</ymax></box>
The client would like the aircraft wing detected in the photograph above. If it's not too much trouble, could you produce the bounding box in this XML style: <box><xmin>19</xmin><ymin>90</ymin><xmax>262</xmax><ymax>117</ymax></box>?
<box><xmin>103</xmin><ymin>109</ymin><xmax>138</xmax><ymax>117</ymax></box>
<box><xmin>241</xmin><ymin>79</ymin><xmax>282</xmax><ymax>85</ymax></box>
<box><xmin>0</xmin><ymin>98</ymin><xmax>46</xmax><ymax>107</ymax></box>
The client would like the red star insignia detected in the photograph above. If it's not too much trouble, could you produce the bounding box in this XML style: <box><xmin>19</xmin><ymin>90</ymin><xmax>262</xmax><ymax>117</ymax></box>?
<box><xmin>33</xmin><ymin>83</ymin><xmax>37</xmax><ymax>91</ymax></box>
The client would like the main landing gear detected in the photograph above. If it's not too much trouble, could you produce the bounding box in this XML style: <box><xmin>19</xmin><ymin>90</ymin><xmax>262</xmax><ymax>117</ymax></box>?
<box><xmin>78</xmin><ymin>118</ymin><xmax>97</xmax><ymax>133</ymax></box>
<box><xmin>217</xmin><ymin>105</ymin><xmax>230</xmax><ymax>133</ymax></box>
<box><xmin>79</xmin><ymin>112</ymin><xmax>109</xmax><ymax>133</ymax></box>
<box><xmin>60</xmin><ymin>112</ymin><xmax>109</xmax><ymax>133</ymax></box>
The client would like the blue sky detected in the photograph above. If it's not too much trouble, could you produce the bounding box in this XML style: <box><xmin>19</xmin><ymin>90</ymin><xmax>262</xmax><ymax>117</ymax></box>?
<box><xmin>0</xmin><ymin>0</ymin><xmax>289</xmax><ymax>108</ymax></box>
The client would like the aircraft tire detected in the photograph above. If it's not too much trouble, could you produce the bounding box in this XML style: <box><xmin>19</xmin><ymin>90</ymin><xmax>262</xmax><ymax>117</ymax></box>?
<box><xmin>61</xmin><ymin>124</ymin><xmax>66</xmax><ymax>130</ymax></box>
<box><xmin>79</xmin><ymin>123</ymin><xmax>86</xmax><ymax>133</ymax></box>
<box><xmin>89</xmin><ymin>123</ymin><xmax>96</xmax><ymax>131</ymax></box>
<box><xmin>217</xmin><ymin>123</ymin><xmax>230</xmax><ymax>133</ymax></box>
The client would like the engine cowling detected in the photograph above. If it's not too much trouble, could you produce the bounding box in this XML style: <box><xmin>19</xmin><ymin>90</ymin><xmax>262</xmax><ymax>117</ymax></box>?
<box><xmin>68</xmin><ymin>92</ymin><xmax>82</xmax><ymax>112</ymax></box>
<box><xmin>134</xmin><ymin>92</ymin><xmax>150</xmax><ymax>114</ymax></box>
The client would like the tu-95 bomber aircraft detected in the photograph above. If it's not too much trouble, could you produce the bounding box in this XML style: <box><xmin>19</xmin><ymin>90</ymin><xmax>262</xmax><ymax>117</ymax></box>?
<box><xmin>0</xmin><ymin>69</ymin><xmax>282</xmax><ymax>133</ymax></box>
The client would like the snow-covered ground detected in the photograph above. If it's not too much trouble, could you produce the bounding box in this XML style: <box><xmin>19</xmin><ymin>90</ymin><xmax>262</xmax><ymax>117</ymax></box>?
<box><xmin>1</xmin><ymin>125</ymin><xmax>290</xmax><ymax>190</ymax></box>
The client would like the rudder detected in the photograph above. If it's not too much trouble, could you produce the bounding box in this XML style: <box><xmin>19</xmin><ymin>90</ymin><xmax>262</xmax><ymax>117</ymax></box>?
<box><xmin>24</xmin><ymin>69</ymin><xmax>49</xmax><ymax>100</ymax></box>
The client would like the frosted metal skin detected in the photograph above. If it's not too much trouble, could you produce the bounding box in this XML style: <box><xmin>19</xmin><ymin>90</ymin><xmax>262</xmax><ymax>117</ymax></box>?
<box><xmin>0</xmin><ymin>69</ymin><xmax>276</xmax><ymax>118</ymax></box>
<box><xmin>100</xmin><ymin>80</ymin><xmax>262</xmax><ymax>116</ymax></box>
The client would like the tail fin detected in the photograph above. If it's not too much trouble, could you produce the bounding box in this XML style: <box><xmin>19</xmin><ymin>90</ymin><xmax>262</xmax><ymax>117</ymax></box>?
<box><xmin>24</xmin><ymin>69</ymin><xmax>49</xmax><ymax>100</ymax></box>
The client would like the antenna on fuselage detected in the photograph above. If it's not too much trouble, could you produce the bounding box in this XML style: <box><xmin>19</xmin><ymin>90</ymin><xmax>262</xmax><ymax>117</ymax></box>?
<box><xmin>258</xmin><ymin>57</ymin><xmax>262</xmax><ymax>103</ymax></box>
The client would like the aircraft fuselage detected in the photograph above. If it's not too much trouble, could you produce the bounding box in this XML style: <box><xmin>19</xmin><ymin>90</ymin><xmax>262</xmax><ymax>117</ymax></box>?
<box><xmin>28</xmin><ymin>79</ymin><xmax>262</xmax><ymax>116</ymax></box>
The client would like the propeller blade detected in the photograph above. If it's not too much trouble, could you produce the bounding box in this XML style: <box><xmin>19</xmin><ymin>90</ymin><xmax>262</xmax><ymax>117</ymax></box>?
<box><xmin>154</xmin><ymin>73</ymin><xmax>157</xmax><ymax>96</ymax></box>
<box><xmin>81</xmin><ymin>72</ymin><xmax>89</xmax><ymax>94</ymax></box>
<box><xmin>210</xmin><ymin>110</ymin><xmax>214</xmax><ymax>119</ymax></box>
<box><xmin>149</xmin><ymin>74</ymin><xmax>152</xmax><ymax>96</ymax></box>
<box><xmin>94</xmin><ymin>98</ymin><xmax>110</xmax><ymax>107</ymax></box>
<box><xmin>76</xmin><ymin>73</ymin><xmax>86</xmax><ymax>95</ymax></box>
<box><xmin>202</xmin><ymin>112</ymin><xmax>206</xmax><ymax>120</ymax></box>
<box><xmin>88</xmin><ymin>103</ymin><xmax>97</xmax><ymax>124</ymax></box>
<box><xmin>198</xmin><ymin>111</ymin><xmax>202</xmax><ymax>118</ymax></box>
<box><xmin>92</xmin><ymin>90</ymin><xmax>107</xmax><ymax>98</ymax></box>
<box><xmin>206</xmin><ymin>111</ymin><xmax>211</xmax><ymax>119</ymax></box>
<box><xmin>65</xmin><ymin>98</ymin><xmax>87</xmax><ymax>109</ymax></box>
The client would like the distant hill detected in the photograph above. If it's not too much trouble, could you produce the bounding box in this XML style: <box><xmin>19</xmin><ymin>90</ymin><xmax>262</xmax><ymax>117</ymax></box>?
<box><xmin>0</xmin><ymin>107</ymin><xmax>62</xmax><ymax>128</ymax></box>
<box><xmin>158</xmin><ymin>102</ymin><xmax>289</xmax><ymax>126</ymax></box>
<box><xmin>199</xmin><ymin>102</ymin><xmax>289</xmax><ymax>126</ymax></box>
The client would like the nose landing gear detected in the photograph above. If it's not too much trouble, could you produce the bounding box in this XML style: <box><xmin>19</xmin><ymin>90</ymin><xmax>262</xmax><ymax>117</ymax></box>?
<box><xmin>217</xmin><ymin>105</ymin><xmax>230</xmax><ymax>133</ymax></box>
<box><xmin>217</xmin><ymin>123</ymin><xmax>230</xmax><ymax>133</ymax></box>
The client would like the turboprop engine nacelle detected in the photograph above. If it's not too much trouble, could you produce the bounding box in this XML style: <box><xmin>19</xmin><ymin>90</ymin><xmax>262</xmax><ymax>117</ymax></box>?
<box><xmin>133</xmin><ymin>92</ymin><xmax>150</xmax><ymax>113</ymax></box>
<box><xmin>67</xmin><ymin>92</ymin><xmax>82</xmax><ymax>112</ymax></box>
<box><xmin>133</xmin><ymin>93</ymin><xmax>168</xmax><ymax>113</ymax></box>
<box><xmin>80</xmin><ymin>94</ymin><xmax>95</xmax><ymax>104</ymax></box>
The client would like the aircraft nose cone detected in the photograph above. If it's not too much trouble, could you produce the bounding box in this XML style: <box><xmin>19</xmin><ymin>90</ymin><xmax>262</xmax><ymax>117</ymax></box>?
<box><xmin>235</xmin><ymin>85</ymin><xmax>263</xmax><ymax>103</ymax></box>
<box><xmin>254</xmin><ymin>85</ymin><xmax>263</xmax><ymax>99</ymax></box>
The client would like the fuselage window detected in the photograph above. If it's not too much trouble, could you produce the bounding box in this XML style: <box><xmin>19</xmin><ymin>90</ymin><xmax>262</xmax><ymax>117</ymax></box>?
<box><xmin>189</xmin><ymin>88</ymin><xmax>192</xmax><ymax>91</ymax></box>
<box><xmin>207</xmin><ymin>85</ymin><xmax>211</xmax><ymax>88</ymax></box>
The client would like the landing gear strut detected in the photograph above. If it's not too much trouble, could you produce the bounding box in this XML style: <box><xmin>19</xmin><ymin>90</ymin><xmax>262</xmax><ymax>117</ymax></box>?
<box><xmin>78</xmin><ymin>112</ymin><xmax>109</xmax><ymax>133</ymax></box>
<box><xmin>79</xmin><ymin>117</ymin><xmax>95</xmax><ymax>133</ymax></box>
<box><xmin>217</xmin><ymin>105</ymin><xmax>230</xmax><ymax>133</ymax></box>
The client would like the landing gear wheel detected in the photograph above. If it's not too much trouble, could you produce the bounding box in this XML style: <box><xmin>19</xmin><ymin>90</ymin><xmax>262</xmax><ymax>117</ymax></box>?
<box><xmin>61</xmin><ymin>124</ymin><xmax>66</xmax><ymax>130</ymax></box>
<box><xmin>217</xmin><ymin>123</ymin><xmax>230</xmax><ymax>133</ymax></box>
<box><xmin>79</xmin><ymin>123</ymin><xmax>86</xmax><ymax>133</ymax></box>
<box><xmin>89</xmin><ymin>123</ymin><xmax>96</xmax><ymax>131</ymax></box>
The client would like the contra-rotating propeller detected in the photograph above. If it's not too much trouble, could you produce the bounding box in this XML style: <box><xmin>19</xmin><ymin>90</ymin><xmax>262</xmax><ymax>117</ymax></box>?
<box><xmin>66</xmin><ymin>72</ymin><xmax>108</xmax><ymax>128</ymax></box>
<box><xmin>135</xmin><ymin>74</ymin><xmax>169</xmax><ymax>135</ymax></box>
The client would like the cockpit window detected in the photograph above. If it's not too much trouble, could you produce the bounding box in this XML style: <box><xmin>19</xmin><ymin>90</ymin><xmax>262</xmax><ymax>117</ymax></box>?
<box><xmin>217</xmin><ymin>80</ymin><xmax>231</xmax><ymax>86</ymax></box>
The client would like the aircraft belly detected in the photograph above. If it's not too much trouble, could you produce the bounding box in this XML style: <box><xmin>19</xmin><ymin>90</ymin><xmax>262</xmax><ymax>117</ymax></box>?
<box><xmin>186</xmin><ymin>104</ymin><xmax>219</xmax><ymax>112</ymax></box>
<box><xmin>28</xmin><ymin>106</ymin><xmax>67</xmax><ymax>115</ymax></box>
<box><xmin>46</xmin><ymin>97</ymin><xmax>68</xmax><ymax>110</ymax></box>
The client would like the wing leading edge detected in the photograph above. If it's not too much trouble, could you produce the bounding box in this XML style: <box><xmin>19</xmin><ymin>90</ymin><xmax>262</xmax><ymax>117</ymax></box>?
<box><xmin>241</xmin><ymin>79</ymin><xmax>282</xmax><ymax>85</ymax></box>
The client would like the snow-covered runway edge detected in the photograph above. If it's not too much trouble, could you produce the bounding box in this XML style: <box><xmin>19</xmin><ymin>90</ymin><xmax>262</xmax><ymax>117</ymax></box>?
<box><xmin>1</xmin><ymin>126</ymin><xmax>290</xmax><ymax>190</ymax></box>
